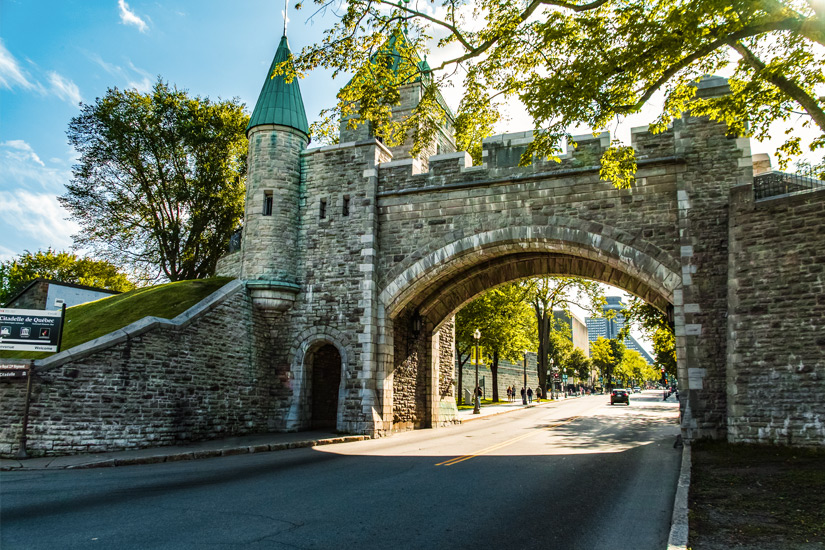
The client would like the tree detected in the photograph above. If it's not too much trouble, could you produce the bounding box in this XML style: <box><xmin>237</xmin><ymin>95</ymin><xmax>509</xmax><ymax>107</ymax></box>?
<box><xmin>565</xmin><ymin>347</ymin><xmax>592</xmax><ymax>384</ymax></box>
<box><xmin>616</xmin><ymin>348</ymin><xmax>656</xmax><ymax>387</ymax></box>
<box><xmin>60</xmin><ymin>79</ymin><xmax>248</xmax><ymax>282</ymax></box>
<box><xmin>0</xmin><ymin>249</ymin><xmax>135</xmax><ymax>305</ymax></box>
<box><xmin>521</xmin><ymin>277</ymin><xmax>604</xmax><ymax>392</ymax></box>
<box><xmin>456</xmin><ymin>283</ymin><xmax>536</xmax><ymax>401</ymax></box>
<box><xmin>293</xmin><ymin>0</ymin><xmax>824</xmax><ymax>182</ymax></box>
<box><xmin>591</xmin><ymin>336</ymin><xmax>626</xmax><ymax>388</ymax></box>
<box><xmin>620</xmin><ymin>298</ymin><xmax>677</xmax><ymax>378</ymax></box>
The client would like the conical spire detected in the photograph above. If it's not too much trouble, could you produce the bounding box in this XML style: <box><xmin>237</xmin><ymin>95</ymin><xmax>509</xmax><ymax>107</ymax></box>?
<box><xmin>247</xmin><ymin>36</ymin><xmax>309</xmax><ymax>138</ymax></box>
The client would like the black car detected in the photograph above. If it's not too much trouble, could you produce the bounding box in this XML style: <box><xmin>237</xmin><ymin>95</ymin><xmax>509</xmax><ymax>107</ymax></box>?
<box><xmin>610</xmin><ymin>388</ymin><xmax>630</xmax><ymax>405</ymax></box>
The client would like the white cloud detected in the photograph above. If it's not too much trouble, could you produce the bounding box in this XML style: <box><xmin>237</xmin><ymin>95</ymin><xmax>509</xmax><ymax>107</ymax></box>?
<box><xmin>2</xmin><ymin>140</ymin><xmax>45</xmax><ymax>167</ymax></box>
<box><xmin>0</xmin><ymin>39</ymin><xmax>35</xmax><ymax>90</ymax></box>
<box><xmin>0</xmin><ymin>189</ymin><xmax>79</xmax><ymax>253</ymax></box>
<box><xmin>118</xmin><ymin>0</ymin><xmax>149</xmax><ymax>33</ymax></box>
<box><xmin>126</xmin><ymin>61</ymin><xmax>154</xmax><ymax>93</ymax></box>
<box><xmin>47</xmin><ymin>71</ymin><xmax>83</xmax><ymax>105</ymax></box>
<box><xmin>0</xmin><ymin>140</ymin><xmax>71</xmax><ymax>197</ymax></box>
<box><xmin>88</xmin><ymin>53</ymin><xmax>154</xmax><ymax>93</ymax></box>
<box><xmin>0</xmin><ymin>141</ymin><xmax>82</xmax><ymax>259</ymax></box>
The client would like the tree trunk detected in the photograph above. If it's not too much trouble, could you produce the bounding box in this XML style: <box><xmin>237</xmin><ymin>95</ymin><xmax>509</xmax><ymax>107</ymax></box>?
<box><xmin>534</xmin><ymin>305</ymin><xmax>550</xmax><ymax>392</ymax></box>
<box><xmin>456</xmin><ymin>347</ymin><xmax>463</xmax><ymax>404</ymax></box>
<box><xmin>491</xmin><ymin>349</ymin><xmax>500</xmax><ymax>402</ymax></box>
<box><xmin>456</xmin><ymin>344</ymin><xmax>471</xmax><ymax>404</ymax></box>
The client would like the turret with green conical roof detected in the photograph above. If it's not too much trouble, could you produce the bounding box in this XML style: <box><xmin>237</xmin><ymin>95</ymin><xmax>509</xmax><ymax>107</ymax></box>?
<box><xmin>247</xmin><ymin>35</ymin><xmax>309</xmax><ymax>138</ymax></box>
<box><xmin>240</xmin><ymin>34</ymin><xmax>308</xmax><ymax>314</ymax></box>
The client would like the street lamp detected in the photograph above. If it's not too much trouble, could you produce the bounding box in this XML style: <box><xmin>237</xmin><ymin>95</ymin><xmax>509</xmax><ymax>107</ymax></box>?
<box><xmin>549</xmin><ymin>358</ymin><xmax>555</xmax><ymax>400</ymax></box>
<box><xmin>473</xmin><ymin>329</ymin><xmax>481</xmax><ymax>414</ymax></box>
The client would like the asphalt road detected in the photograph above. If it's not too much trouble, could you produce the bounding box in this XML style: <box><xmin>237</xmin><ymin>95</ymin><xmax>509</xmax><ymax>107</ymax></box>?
<box><xmin>0</xmin><ymin>391</ymin><xmax>681</xmax><ymax>550</ymax></box>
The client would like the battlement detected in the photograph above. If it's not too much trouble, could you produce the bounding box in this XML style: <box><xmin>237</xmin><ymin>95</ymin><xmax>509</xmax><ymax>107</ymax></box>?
<box><xmin>376</xmin><ymin>122</ymin><xmax>679</xmax><ymax>195</ymax></box>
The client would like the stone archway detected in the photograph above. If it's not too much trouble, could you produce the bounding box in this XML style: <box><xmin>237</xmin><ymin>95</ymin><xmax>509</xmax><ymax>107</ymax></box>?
<box><xmin>310</xmin><ymin>344</ymin><xmax>342</xmax><ymax>430</ymax></box>
<box><xmin>286</xmin><ymin>328</ymin><xmax>351</xmax><ymax>432</ymax></box>
<box><xmin>378</xmin><ymin>225</ymin><xmax>685</xmax><ymax>436</ymax></box>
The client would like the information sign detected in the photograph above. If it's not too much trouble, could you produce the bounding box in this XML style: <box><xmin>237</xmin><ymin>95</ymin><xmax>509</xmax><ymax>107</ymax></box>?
<box><xmin>0</xmin><ymin>362</ymin><xmax>31</xmax><ymax>381</ymax></box>
<box><xmin>0</xmin><ymin>307</ymin><xmax>65</xmax><ymax>352</ymax></box>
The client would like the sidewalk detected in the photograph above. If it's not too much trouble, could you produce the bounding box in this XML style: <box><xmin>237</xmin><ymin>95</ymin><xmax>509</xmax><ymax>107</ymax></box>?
<box><xmin>1</xmin><ymin>396</ymin><xmax>578</xmax><ymax>472</ymax></box>
<box><xmin>0</xmin><ymin>431</ymin><xmax>369</xmax><ymax>472</ymax></box>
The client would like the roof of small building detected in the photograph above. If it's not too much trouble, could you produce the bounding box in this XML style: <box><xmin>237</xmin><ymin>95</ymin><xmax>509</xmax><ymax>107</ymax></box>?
<box><xmin>247</xmin><ymin>35</ymin><xmax>309</xmax><ymax>138</ymax></box>
<box><xmin>2</xmin><ymin>278</ymin><xmax>121</xmax><ymax>308</ymax></box>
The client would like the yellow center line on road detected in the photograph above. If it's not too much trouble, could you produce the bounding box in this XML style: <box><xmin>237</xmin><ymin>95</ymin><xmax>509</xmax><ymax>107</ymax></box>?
<box><xmin>435</xmin><ymin>416</ymin><xmax>581</xmax><ymax>466</ymax></box>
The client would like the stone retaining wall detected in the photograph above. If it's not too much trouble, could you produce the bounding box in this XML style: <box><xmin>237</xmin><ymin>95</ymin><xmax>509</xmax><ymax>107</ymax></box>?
<box><xmin>727</xmin><ymin>185</ymin><xmax>825</xmax><ymax>446</ymax></box>
<box><xmin>0</xmin><ymin>282</ymin><xmax>277</xmax><ymax>457</ymax></box>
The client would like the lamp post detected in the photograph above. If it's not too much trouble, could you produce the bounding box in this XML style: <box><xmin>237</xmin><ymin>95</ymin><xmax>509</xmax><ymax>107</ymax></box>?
<box><xmin>549</xmin><ymin>358</ymin><xmax>555</xmax><ymax>400</ymax></box>
<box><xmin>473</xmin><ymin>329</ymin><xmax>481</xmax><ymax>414</ymax></box>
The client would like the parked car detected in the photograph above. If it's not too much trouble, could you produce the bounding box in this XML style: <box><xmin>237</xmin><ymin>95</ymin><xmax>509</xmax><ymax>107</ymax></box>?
<box><xmin>610</xmin><ymin>388</ymin><xmax>630</xmax><ymax>405</ymax></box>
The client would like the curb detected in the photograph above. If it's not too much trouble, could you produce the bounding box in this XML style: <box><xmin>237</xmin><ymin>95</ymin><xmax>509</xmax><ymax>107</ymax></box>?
<box><xmin>667</xmin><ymin>441</ymin><xmax>691</xmax><ymax>549</ymax></box>
<box><xmin>0</xmin><ymin>435</ymin><xmax>370</xmax><ymax>471</ymax></box>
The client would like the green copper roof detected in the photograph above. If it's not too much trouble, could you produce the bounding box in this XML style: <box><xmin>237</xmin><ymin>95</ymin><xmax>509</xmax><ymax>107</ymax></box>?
<box><xmin>247</xmin><ymin>36</ymin><xmax>309</xmax><ymax>138</ymax></box>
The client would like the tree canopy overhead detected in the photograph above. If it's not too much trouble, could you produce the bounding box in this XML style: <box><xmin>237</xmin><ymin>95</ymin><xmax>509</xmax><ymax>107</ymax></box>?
<box><xmin>293</xmin><ymin>0</ymin><xmax>824</xmax><ymax>182</ymax></box>
<box><xmin>61</xmin><ymin>79</ymin><xmax>248</xmax><ymax>282</ymax></box>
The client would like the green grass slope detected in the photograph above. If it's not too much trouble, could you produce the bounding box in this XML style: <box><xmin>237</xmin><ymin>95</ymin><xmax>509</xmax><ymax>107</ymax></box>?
<box><xmin>0</xmin><ymin>277</ymin><xmax>233</xmax><ymax>361</ymax></box>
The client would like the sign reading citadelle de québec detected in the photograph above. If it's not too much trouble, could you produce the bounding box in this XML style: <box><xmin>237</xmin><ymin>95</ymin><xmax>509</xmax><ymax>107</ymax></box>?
<box><xmin>0</xmin><ymin>307</ymin><xmax>64</xmax><ymax>352</ymax></box>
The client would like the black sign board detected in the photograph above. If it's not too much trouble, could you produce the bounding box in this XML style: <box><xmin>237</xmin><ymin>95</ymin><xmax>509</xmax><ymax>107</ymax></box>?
<box><xmin>0</xmin><ymin>307</ymin><xmax>65</xmax><ymax>352</ymax></box>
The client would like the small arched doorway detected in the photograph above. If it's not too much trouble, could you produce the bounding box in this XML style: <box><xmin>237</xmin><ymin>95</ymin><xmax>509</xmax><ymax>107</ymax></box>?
<box><xmin>310</xmin><ymin>344</ymin><xmax>342</xmax><ymax>430</ymax></box>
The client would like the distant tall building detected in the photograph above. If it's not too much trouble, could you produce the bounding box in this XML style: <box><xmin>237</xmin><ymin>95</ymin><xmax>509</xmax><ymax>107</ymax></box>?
<box><xmin>553</xmin><ymin>309</ymin><xmax>590</xmax><ymax>356</ymax></box>
<box><xmin>586</xmin><ymin>296</ymin><xmax>655</xmax><ymax>364</ymax></box>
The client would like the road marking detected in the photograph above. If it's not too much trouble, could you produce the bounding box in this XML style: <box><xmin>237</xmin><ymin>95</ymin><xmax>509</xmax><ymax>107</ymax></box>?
<box><xmin>435</xmin><ymin>416</ymin><xmax>581</xmax><ymax>466</ymax></box>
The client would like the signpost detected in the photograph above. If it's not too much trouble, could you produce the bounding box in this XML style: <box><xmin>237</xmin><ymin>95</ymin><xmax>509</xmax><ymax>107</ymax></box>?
<box><xmin>0</xmin><ymin>305</ymin><xmax>64</xmax><ymax>459</ymax></box>
<box><xmin>0</xmin><ymin>305</ymin><xmax>66</xmax><ymax>352</ymax></box>
<box><xmin>1</xmin><ymin>360</ymin><xmax>35</xmax><ymax>458</ymax></box>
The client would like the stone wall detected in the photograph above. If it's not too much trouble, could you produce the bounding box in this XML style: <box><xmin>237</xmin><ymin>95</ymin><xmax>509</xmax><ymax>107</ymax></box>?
<box><xmin>240</xmin><ymin>125</ymin><xmax>307</xmax><ymax>283</ymax></box>
<box><xmin>286</xmin><ymin>139</ymin><xmax>394</xmax><ymax>434</ymax></box>
<box><xmin>216</xmin><ymin>250</ymin><xmax>241</xmax><ymax>278</ymax></box>
<box><xmin>727</xmin><ymin>184</ymin><xmax>825</xmax><ymax>446</ymax></box>
<box><xmin>0</xmin><ymin>282</ymin><xmax>279</xmax><ymax>457</ymax></box>
<box><xmin>5</xmin><ymin>280</ymin><xmax>48</xmax><ymax>309</ymax></box>
<box><xmin>458</xmin><ymin>353</ymin><xmax>541</xmax><ymax>403</ymax></box>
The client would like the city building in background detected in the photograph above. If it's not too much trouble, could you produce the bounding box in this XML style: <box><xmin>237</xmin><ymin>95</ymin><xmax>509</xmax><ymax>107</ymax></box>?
<box><xmin>586</xmin><ymin>296</ymin><xmax>655</xmax><ymax>364</ymax></box>
<box><xmin>553</xmin><ymin>309</ymin><xmax>590</xmax><ymax>357</ymax></box>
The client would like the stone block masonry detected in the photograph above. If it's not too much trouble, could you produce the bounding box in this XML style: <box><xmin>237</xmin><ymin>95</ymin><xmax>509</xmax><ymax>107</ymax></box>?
<box><xmin>727</xmin><ymin>184</ymin><xmax>825</xmax><ymax>446</ymax></box>
<box><xmin>0</xmin><ymin>282</ymin><xmax>279</xmax><ymax>457</ymax></box>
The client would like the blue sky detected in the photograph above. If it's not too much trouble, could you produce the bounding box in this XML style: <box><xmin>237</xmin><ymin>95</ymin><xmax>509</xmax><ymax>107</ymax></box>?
<box><xmin>1</xmin><ymin>0</ymin><xmax>797</xmax><ymax>266</ymax></box>
<box><xmin>0</xmin><ymin>0</ymin><xmax>342</xmax><ymax>261</ymax></box>
<box><xmin>1</xmin><ymin>0</ymin><xmax>658</xmax><ymax>349</ymax></box>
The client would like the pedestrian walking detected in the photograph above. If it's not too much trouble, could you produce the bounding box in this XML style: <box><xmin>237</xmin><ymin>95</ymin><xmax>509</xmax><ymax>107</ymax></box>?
<box><xmin>535</xmin><ymin>386</ymin><xmax>541</xmax><ymax>403</ymax></box>
<box><xmin>507</xmin><ymin>386</ymin><xmax>512</xmax><ymax>402</ymax></box>
<box><xmin>520</xmin><ymin>386</ymin><xmax>526</xmax><ymax>403</ymax></box>
<box><xmin>527</xmin><ymin>387</ymin><xmax>533</xmax><ymax>403</ymax></box>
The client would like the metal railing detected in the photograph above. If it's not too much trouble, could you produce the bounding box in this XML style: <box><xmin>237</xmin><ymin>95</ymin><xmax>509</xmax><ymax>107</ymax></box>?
<box><xmin>754</xmin><ymin>170</ymin><xmax>825</xmax><ymax>201</ymax></box>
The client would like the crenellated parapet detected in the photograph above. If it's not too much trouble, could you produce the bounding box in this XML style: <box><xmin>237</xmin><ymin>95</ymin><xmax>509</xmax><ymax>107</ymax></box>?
<box><xmin>375</xmin><ymin>123</ymin><xmax>679</xmax><ymax>195</ymax></box>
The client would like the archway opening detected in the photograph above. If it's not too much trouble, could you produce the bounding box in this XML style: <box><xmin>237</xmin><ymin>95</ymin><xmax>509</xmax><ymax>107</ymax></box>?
<box><xmin>382</xmin><ymin>244</ymin><xmax>680</xmax><ymax>434</ymax></box>
<box><xmin>310</xmin><ymin>344</ymin><xmax>342</xmax><ymax>430</ymax></box>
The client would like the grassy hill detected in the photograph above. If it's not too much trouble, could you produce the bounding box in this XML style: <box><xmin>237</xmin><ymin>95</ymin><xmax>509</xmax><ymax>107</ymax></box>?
<box><xmin>0</xmin><ymin>277</ymin><xmax>233</xmax><ymax>361</ymax></box>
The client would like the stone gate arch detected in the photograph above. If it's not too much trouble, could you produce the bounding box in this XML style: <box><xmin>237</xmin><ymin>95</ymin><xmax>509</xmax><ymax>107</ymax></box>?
<box><xmin>286</xmin><ymin>327</ymin><xmax>351</xmax><ymax>432</ymax></box>
<box><xmin>378</xmin><ymin>223</ymin><xmax>686</xmax><ymax>434</ymax></box>
<box><xmin>380</xmin><ymin>222</ymin><xmax>682</xmax><ymax>321</ymax></box>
